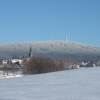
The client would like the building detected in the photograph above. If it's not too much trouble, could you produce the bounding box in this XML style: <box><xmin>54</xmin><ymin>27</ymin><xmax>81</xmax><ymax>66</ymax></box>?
<box><xmin>28</xmin><ymin>46</ymin><xmax>32</xmax><ymax>57</ymax></box>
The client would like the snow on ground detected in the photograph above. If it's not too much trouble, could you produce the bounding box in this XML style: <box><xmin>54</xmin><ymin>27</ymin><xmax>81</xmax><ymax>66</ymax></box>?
<box><xmin>0</xmin><ymin>74</ymin><xmax>22</xmax><ymax>79</ymax></box>
<box><xmin>0</xmin><ymin>67</ymin><xmax>100</xmax><ymax>100</ymax></box>
<box><xmin>0</xmin><ymin>71</ymin><xmax>23</xmax><ymax>79</ymax></box>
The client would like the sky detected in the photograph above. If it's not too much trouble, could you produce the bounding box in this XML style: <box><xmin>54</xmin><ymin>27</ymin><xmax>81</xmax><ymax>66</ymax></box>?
<box><xmin>0</xmin><ymin>0</ymin><xmax>100</xmax><ymax>46</ymax></box>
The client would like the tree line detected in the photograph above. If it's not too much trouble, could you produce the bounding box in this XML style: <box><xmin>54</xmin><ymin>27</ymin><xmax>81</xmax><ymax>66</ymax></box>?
<box><xmin>22</xmin><ymin>56</ymin><xmax>78</xmax><ymax>75</ymax></box>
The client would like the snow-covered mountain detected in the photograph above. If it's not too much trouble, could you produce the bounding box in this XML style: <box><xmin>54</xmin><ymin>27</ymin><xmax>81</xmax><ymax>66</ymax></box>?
<box><xmin>0</xmin><ymin>40</ymin><xmax>100</xmax><ymax>62</ymax></box>
<box><xmin>0</xmin><ymin>67</ymin><xmax>100</xmax><ymax>100</ymax></box>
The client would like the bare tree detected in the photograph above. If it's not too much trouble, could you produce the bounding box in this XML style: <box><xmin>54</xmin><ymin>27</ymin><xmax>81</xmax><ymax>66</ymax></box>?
<box><xmin>22</xmin><ymin>56</ymin><xmax>64</xmax><ymax>74</ymax></box>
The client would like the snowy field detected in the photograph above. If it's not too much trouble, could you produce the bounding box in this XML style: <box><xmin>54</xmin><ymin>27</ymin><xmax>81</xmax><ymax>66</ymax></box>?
<box><xmin>0</xmin><ymin>67</ymin><xmax>100</xmax><ymax>100</ymax></box>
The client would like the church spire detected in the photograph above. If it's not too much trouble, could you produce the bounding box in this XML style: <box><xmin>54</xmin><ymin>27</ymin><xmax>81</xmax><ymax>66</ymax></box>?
<box><xmin>29</xmin><ymin>46</ymin><xmax>32</xmax><ymax>57</ymax></box>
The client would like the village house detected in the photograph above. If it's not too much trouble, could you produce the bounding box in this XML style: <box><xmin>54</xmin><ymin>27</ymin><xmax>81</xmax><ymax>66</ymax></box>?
<box><xmin>80</xmin><ymin>61</ymin><xmax>96</xmax><ymax>67</ymax></box>
<box><xmin>2</xmin><ymin>59</ymin><xmax>8</xmax><ymax>66</ymax></box>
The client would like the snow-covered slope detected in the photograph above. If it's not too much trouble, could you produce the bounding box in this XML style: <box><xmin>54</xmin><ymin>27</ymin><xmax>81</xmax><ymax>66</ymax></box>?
<box><xmin>0</xmin><ymin>67</ymin><xmax>100</xmax><ymax>100</ymax></box>
<box><xmin>0</xmin><ymin>40</ymin><xmax>100</xmax><ymax>62</ymax></box>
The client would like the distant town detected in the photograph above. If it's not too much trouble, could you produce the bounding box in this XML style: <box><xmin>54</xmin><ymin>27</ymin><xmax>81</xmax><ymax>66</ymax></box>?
<box><xmin>0</xmin><ymin>46</ymin><xmax>33</xmax><ymax>78</ymax></box>
<box><xmin>0</xmin><ymin>43</ymin><xmax>100</xmax><ymax>79</ymax></box>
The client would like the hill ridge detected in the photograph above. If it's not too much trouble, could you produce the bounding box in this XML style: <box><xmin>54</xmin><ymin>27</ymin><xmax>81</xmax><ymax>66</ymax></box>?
<box><xmin>0</xmin><ymin>40</ymin><xmax>100</xmax><ymax>62</ymax></box>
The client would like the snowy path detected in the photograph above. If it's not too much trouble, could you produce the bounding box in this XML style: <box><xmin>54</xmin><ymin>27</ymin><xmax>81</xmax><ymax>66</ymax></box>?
<box><xmin>0</xmin><ymin>67</ymin><xmax>100</xmax><ymax>100</ymax></box>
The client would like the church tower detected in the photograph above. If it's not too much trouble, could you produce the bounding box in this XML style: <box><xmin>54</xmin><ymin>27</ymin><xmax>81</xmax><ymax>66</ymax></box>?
<box><xmin>29</xmin><ymin>46</ymin><xmax>32</xmax><ymax>57</ymax></box>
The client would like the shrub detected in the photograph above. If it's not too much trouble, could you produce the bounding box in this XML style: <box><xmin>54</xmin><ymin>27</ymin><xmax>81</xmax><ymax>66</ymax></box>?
<box><xmin>23</xmin><ymin>56</ymin><xmax>64</xmax><ymax>74</ymax></box>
